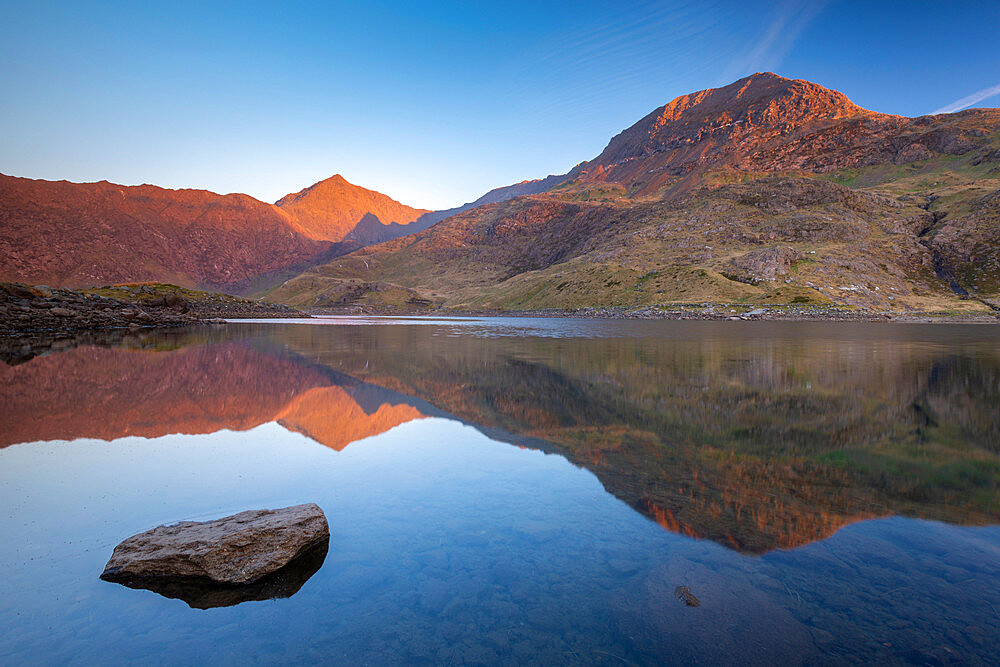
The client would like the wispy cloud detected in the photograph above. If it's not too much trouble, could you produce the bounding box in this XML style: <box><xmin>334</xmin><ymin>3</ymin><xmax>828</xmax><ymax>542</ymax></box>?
<box><xmin>931</xmin><ymin>82</ymin><xmax>1000</xmax><ymax>114</ymax></box>
<box><xmin>718</xmin><ymin>0</ymin><xmax>830</xmax><ymax>84</ymax></box>
<box><xmin>509</xmin><ymin>0</ymin><xmax>733</xmax><ymax>119</ymax></box>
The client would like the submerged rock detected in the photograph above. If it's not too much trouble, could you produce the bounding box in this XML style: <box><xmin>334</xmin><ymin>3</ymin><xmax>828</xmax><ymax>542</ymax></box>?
<box><xmin>100</xmin><ymin>503</ymin><xmax>330</xmax><ymax>587</ymax></box>
<box><xmin>674</xmin><ymin>585</ymin><xmax>701</xmax><ymax>607</ymax></box>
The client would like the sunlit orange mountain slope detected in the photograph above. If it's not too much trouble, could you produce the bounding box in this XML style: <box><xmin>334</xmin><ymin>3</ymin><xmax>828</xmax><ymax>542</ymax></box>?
<box><xmin>0</xmin><ymin>173</ymin><xmax>436</xmax><ymax>293</ymax></box>
<box><xmin>0</xmin><ymin>175</ymin><xmax>339</xmax><ymax>293</ymax></box>
<box><xmin>276</xmin><ymin>174</ymin><xmax>431</xmax><ymax>245</ymax></box>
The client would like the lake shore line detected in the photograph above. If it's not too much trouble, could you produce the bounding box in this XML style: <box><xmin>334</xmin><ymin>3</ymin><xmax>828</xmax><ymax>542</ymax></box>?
<box><xmin>306</xmin><ymin>304</ymin><xmax>1000</xmax><ymax>324</ymax></box>
<box><xmin>4</xmin><ymin>280</ymin><xmax>998</xmax><ymax>347</ymax></box>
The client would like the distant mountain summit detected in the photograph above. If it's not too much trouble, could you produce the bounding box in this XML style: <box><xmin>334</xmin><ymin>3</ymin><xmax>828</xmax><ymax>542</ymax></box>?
<box><xmin>276</xmin><ymin>174</ymin><xmax>430</xmax><ymax>245</ymax></box>
<box><xmin>415</xmin><ymin>173</ymin><xmax>570</xmax><ymax>227</ymax></box>
<box><xmin>594</xmin><ymin>72</ymin><xmax>880</xmax><ymax>163</ymax></box>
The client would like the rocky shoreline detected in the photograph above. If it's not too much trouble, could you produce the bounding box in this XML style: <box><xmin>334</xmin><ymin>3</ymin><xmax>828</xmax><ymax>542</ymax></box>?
<box><xmin>0</xmin><ymin>282</ymin><xmax>305</xmax><ymax>337</ymax></box>
<box><xmin>4</xmin><ymin>280</ymin><xmax>996</xmax><ymax>343</ymax></box>
<box><xmin>480</xmin><ymin>305</ymin><xmax>1000</xmax><ymax>323</ymax></box>
<box><xmin>308</xmin><ymin>303</ymin><xmax>1000</xmax><ymax>323</ymax></box>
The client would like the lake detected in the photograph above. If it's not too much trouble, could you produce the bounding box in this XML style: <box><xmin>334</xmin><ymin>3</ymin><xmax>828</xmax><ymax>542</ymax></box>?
<box><xmin>1</xmin><ymin>317</ymin><xmax>999</xmax><ymax>665</ymax></box>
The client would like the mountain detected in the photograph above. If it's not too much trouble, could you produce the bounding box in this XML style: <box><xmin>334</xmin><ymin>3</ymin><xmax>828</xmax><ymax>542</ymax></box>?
<box><xmin>0</xmin><ymin>173</ymin><xmax>436</xmax><ymax>293</ymax></box>
<box><xmin>566</xmin><ymin>72</ymin><xmax>990</xmax><ymax>195</ymax></box>
<box><xmin>276</xmin><ymin>385</ymin><xmax>425</xmax><ymax>451</ymax></box>
<box><xmin>0</xmin><ymin>175</ymin><xmax>341</xmax><ymax>293</ymax></box>
<box><xmin>268</xmin><ymin>73</ymin><xmax>1000</xmax><ymax>313</ymax></box>
<box><xmin>275</xmin><ymin>173</ymin><xmax>431</xmax><ymax>245</ymax></box>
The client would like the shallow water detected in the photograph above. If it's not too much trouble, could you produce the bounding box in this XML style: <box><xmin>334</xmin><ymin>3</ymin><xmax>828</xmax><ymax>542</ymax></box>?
<box><xmin>1</xmin><ymin>318</ymin><xmax>999</xmax><ymax>665</ymax></box>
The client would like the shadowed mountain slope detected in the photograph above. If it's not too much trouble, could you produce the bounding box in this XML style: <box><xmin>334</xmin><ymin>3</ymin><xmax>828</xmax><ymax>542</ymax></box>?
<box><xmin>414</xmin><ymin>172</ymin><xmax>570</xmax><ymax>228</ymax></box>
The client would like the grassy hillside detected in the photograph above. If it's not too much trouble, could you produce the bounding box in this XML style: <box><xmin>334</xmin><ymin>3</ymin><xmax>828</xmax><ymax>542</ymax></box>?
<box><xmin>265</xmin><ymin>167</ymin><xmax>999</xmax><ymax>314</ymax></box>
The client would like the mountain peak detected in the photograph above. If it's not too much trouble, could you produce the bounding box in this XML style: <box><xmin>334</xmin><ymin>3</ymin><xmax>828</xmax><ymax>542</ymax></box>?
<box><xmin>660</xmin><ymin>72</ymin><xmax>870</xmax><ymax>121</ymax></box>
<box><xmin>610</xmin><ymin>73</ymin><xmax>875</xmax><ymax>152</ymax></box>
<box><xmin>585</xmin><ymin>73</ymin><xmax>894</xmax><ymax>187</ymax></box>
<box><xmin>275</xmin><ymin>174</ymin><xmax>429</xmax><ymax>243</ymax></box>
<box><xmin>277</xmin><ymin>173</ymin><xmax>357</xmax><ymax>203</ymax></box>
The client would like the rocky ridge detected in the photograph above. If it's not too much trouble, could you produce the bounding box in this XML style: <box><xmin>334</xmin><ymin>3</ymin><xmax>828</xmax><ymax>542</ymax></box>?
<box><xmin>0</xmin><ymin>173</ymin><xmax>437</xmax><ymax>293</ymax></box>
<box><xmin>0</xmin><ymin>174</ymin><xmax>340</xmax><ymax>293</ymax></box>
<box><xmin>567</xmin><ymin>72</ymin><xmax>996</xmax><ymax>195</ymax></box>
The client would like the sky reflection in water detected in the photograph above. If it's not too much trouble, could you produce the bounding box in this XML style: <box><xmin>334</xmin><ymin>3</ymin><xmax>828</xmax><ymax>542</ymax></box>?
<box><xmin>1</xmin><ymin>318</ymin><xmax>999</xmax><ymax>665</ymax></box>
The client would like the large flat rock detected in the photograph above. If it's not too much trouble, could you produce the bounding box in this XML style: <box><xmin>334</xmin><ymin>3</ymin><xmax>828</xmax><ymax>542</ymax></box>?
<box><xmin>106</xmin><ymin>538</ymin><xmax>329</xmax><ymax>609</ymax></box>
<box><xmin>101</xmin><ymin>503</ymin><xmax>330</xmax><ymax>586</ymax></box>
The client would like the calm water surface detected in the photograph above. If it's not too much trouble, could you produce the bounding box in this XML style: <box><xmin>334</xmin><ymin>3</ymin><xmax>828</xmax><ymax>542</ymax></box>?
<box><xmin>1</xmin><ymin>317</ymin><xmax>999</xmax><ymax>665</ymax></box>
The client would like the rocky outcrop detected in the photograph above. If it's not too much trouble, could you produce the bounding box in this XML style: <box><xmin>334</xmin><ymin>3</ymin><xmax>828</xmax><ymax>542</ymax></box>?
<box><xmin>0</xmin><ymin>282</ymin><xmax>303</xmax><ymax>337</ymax></box>
<box><xmin>0</xmin><ymin>282</ymin><xmax>200</xmax><ymax>334</ymax></box>
<box><xmin>927</xmin><ymin>189</ymin><xmax>1000</xmax><ymax>295</ymax></box>
<box><xmin>85</xmin><ymin>283</ymin><xmax>304</xmax><ymax>320</ymax></box>
<box><xmin>101</xmin><ymin>504</ymin><xmax>330</xmax><ymax>586</ymax></box>
<box><xmin>723</xmin><ymin>246</ymin><xmax>803</xmax><ymax>285</ymax></box>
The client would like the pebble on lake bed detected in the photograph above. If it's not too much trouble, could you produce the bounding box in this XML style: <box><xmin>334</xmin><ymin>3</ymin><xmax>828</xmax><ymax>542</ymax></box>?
<box><xmin>674</xmin><ymin>585</ymin><xmax>701</xmax><ymax>607</ymax></box>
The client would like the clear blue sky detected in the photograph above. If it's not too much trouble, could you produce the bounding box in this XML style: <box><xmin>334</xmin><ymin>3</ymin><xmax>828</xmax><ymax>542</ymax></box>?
<box><xmin>1</xmin><ymin>0</ymin><xmax>998</xmax><ymax>210</ymax></box>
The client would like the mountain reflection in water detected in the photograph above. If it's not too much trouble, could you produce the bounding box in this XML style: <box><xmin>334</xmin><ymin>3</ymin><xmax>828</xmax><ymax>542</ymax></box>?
<box><xmin>2</xmin><ymin>319</ymin><xmax>998</xmax><ymax>555</ymax></box>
